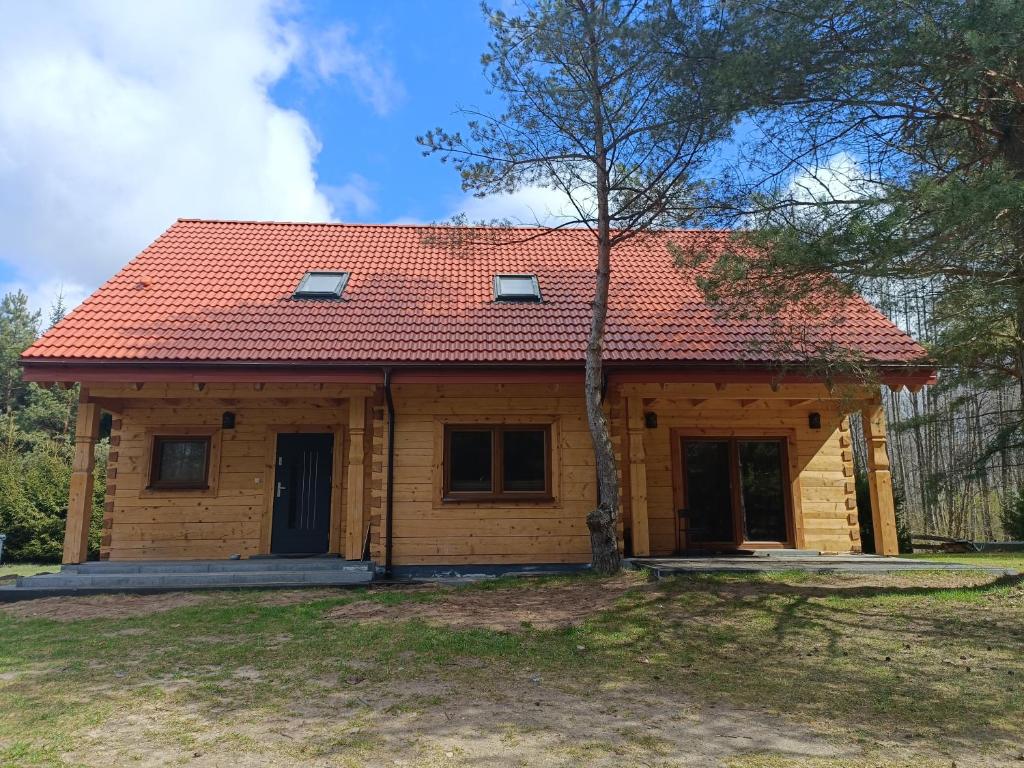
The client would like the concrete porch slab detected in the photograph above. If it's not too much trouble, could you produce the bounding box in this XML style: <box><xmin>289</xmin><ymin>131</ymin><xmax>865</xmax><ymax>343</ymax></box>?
<box><xmin>0</xmin><ymin>559</ymin><xmax>375</xmax><ymax>601</ymax></box>
<box><xmin>627</xmin><ymin>555</ymin><xmax>1019</xmax><ymax>577</ymax></box>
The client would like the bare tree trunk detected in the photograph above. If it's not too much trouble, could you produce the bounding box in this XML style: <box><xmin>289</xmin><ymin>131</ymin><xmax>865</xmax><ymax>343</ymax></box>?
<box><xmin>583</xmin><ymin>9</ymin><xmax>621</xmax><ymax>575</ymax></box>
<box><xmin>584</xmin><ymin>233</ymin><xmax>621</xmax><ymax>574</ymax></box>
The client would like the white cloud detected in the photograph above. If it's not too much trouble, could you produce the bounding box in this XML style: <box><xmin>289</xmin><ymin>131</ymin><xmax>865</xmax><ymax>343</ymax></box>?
<box><xmin>310</xmin><ymin>24</ymin><xmax>404</xmax><ymax>116</ymax></box>
<box><xmin>0</xmin><ymin>0</ymin><xmax>399</xmax><ymax>311</ymax></box>
<box><xmin>323</xmin><ymin>174</ymin><xmax>377</xmax><ymax>219</ymax></box>
<box><xmin>452</xmin><ymin>185</ymin><xmax>595</xmax><ymax>226</ymax></box>
<box><xmin>743</xmin><ymin>152</ymin><xmax>882</xmax><ymax>231</ymax></box>
<box><xmin>788</xmin><ymin>151</ymin><xmax>878</xmax><ymax>204</ymax></box>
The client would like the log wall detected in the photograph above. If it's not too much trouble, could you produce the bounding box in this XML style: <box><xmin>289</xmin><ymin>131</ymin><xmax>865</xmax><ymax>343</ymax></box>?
<box><xmin>618</xmin><ymin>383</ymin><xmax>860</xmax><ymax>555</ymax></box>
<box><xmin>93</xmin><ymin>380</ymin><xmax>860</xmax><ymax>563</ymax></box>
<box><xmin>93</xmin><ymin>383</ymin><xmax>373</xmax><ymax>561</ymax></box>
<box><xmin>385</xmin><ymin>383</ymin><xmax>614</xmax><ymax>564</ymax></box>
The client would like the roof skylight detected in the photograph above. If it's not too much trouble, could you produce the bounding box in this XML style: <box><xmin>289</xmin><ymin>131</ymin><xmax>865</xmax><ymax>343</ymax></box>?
<box><xmin>494</xmin><ymin>274</ymin><xmax>542</xmax><ymax>302</ymax></box>
<box><xmin>294</xmin><ymin>271</ymin><xmax>349</xmax><ymax>299</ymax></box>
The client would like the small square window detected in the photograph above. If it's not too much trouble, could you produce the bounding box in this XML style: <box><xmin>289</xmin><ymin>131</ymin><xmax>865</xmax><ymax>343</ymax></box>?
<box><xmin>294</xmin><ymin>271</ymin><xmax>349</xmax><ymax>299</ymax></box>
<box><xmin>494</xmin><ymin>274</ymin><xmax>541</xmax><ymax>302</ymax></box>
<box><xmin>149</xmin><ymin>437</ymin><xmax>211</xmax><ymax>489</ymax></box>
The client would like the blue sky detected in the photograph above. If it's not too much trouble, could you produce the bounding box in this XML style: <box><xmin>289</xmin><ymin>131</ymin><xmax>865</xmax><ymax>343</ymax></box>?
<box><xmin>0</xmin><ymin>1</ymin><xmax>831</xmax><ymax>319</ymax></box>
<box><xmin>271</xmin><ymin>0</ymin><xmax>499</xmax><ymax>225</ymax></box>
<box><xmin>0</xmin><ymin>1</ymin><xmax>532</xmax><ymax>315</ymax></box>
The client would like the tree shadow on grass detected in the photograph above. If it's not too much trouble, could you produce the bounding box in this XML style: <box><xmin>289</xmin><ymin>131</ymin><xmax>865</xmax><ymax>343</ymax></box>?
<box><xmin>1</xmin><ymin>575</ymin><xmax>1022</xmax><ymax>765</ymax></box>
<box><xmin>582</xmin><ymin>572</ymin><xmax>1024</xmax><ymax>754</ymax></box>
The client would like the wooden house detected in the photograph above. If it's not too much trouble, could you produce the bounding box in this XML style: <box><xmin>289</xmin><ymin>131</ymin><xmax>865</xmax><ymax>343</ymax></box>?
<box><xmin>19</xmin><ymin>220</ymin><xmax>933</xmax><ymax>569</ymax></box>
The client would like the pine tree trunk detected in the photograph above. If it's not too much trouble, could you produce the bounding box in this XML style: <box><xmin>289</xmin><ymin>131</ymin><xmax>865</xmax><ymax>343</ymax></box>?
<box><xmin>584</xmin><ymin>232</ymin><xmax>621</xmax><ymax>574</ymax></box>
<box><xmin>583</xmin><ymin>11</ymin><xmax>621</xmax><ymax>575</ymax></box>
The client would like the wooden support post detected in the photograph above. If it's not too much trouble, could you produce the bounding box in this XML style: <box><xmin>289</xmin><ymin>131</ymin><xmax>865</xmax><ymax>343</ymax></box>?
<box><xmin>861</xmin><ymin>396</ymin><xmax>899</xmax><ymax>556</ymax></box>
<box><xmin>626</xmin><ymin>396</ymin><xmax>650</xmax><ymax>557</ymax></box>
<box><xmin>62</xmin><ymin>391</ymin><xmax>101</xmax><ymax>564</ymax></box>
<box><xmin>345</xmin><ymin>395</ymin><xmax>367</xmax><ymax>560</ymax></box>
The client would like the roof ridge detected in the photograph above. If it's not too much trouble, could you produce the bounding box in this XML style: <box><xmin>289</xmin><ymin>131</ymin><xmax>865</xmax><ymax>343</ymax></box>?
<box><xmin>174</xmin><ymin>217</ymin><xmax>734</xmax><ymax>234</ymax></box>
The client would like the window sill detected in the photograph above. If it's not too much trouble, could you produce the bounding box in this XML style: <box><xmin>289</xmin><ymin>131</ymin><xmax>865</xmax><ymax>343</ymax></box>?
<box><xmin>141</xmin><ymin>484</ymin><xmax>214</xmax><ymax>497</ymax></box>
<box><xmin>442</xmin><ymin>494</ymin><xmax>555</xmax><ymax>504</ymax></box>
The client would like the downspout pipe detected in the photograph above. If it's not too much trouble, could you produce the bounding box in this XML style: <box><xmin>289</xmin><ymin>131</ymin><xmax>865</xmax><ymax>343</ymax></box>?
<box><xmin>383</xmin><ymin>367</ymin><xmax>396</xmax><ymax>577</ymax></box>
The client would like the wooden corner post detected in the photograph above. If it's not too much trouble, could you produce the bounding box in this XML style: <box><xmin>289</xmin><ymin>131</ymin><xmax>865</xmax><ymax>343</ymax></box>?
<box><xmin>63</xmin><ymin>390</ymin><xmax>101</xmax><ymax>564</ymax></box>
<box><xmin>861</xmin><ymin>396</ymin><xmax>899</xmax><ymax>556</ymax></box>
<box><xmin>626</xmin><ymin>396</ymin><xmax>651</xmax><ymax>557</ymax></box>
<box><xmin>345</xmin><ymin>395</ymin><xmax>367</xmax><ymax>560</ymax></box>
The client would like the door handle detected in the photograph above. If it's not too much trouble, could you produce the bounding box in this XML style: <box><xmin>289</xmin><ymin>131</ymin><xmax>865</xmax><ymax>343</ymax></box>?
<box><xmin>276</xmin><ymin>481</ymin><xmax>287</xmax><ymax>498</ymax></box>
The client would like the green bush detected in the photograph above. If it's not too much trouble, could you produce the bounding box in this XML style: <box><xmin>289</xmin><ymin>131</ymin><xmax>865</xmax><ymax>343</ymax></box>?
<box><xmin>0</xmin><ymin>437</ymin><xmax>106</xmax><ymax>563</ymax></box>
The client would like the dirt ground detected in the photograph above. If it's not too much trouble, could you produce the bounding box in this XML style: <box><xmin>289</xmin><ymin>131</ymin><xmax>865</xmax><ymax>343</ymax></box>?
<box><xmin>3</xmin><ymin>568</ymin><xmax>1005</xmax><ymax>626</ymax></box>
<box><xmin>69</xmin><ymin>674</ymin><xmax>859</xmax><ymax>768</ymax></box>
<box><xmin>0</xmin><ymin>587</ymin><xmax>355</xmax><ymax>621</ymax></box>
<box><xmin>0</xmin><ymin>590</ymin><xmax>212</xmax><ymax>621</ymax></box>
<box><xmin>327</xmin><ymin>573</ymin><xmax>652</xmax><ymax>630</ymax></box>
<box><xmin>3</xmin><ymin>571</ymin><xmax>1022</xmax><ymax>767</ymax></box>
<box><xmin>0</xmin><ymin>575</ymin><xmax>650</xmax><ymax>627</ymax></box>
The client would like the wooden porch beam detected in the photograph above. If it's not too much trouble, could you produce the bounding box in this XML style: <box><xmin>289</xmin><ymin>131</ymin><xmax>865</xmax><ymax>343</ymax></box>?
<box><xmin>345</xmin><ymin>395</ymin><xmax>367</xmax><ymax>560</ymax></box>
<box><xmin>626</xmin><ymin>396</ymin><xmax>650</xmax><ymax>557</ymax></box>
<box><xmin>861</xmin><ymin>396</ymin><xmax>900</xmax><ymax>556</ymax></box>
<box><xmin>619</xmin><ymin>382</ymin><xmax>854</xmax><ymax>400</ymax></box>
<box><xmin>62</xmin><ymin>390</ymin><xmax>101</xmax><ymax>564</ymax></box>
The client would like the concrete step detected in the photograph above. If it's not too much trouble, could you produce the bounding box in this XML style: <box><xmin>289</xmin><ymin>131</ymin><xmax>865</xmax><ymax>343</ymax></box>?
<box><xmin>749</xmin><ymin>549</ymin><xmax>822</xmax><ymax>558</ymax></box>
<box><xmin>13</xmin><ymin>568</ymin><xmax>373</xmax><ymax>591</ymax></box>
<box><xmin>64</xmin><ymin>559</ymin><xmax>373</xmax><ymax>575</ymax></box>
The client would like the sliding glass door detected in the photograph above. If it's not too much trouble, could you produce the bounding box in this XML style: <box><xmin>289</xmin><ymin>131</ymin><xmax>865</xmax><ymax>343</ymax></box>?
<box><xmin>680</xmin><ymin>437</ymin><xmax>791</xmax><ymax>549</ymax></box>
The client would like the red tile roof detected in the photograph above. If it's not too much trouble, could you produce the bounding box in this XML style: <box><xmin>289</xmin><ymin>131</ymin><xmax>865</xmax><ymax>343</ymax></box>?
<box><xmin>22</xmin><ymin>219</ymin><xmax>927</xmax><ymax>367</ymax></box>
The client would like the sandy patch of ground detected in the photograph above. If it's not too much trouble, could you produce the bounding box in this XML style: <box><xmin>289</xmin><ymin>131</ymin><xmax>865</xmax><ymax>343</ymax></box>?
<box><xmin>5</xmin><ymin>570</ymin><xmax>1021</xmax><ymax>767</ymax></box>
<box><xmin>66</xmin><ymin>672</ymin><xmax>860</xmax><ymax>768</ymax></box>
<box><xmin>65</xmin><ymin>662</ymin><xmax>1017</xmax><ymax>767</ymax></box>
<box><xmin>0</xmin><ymin>586</ymin><xmax>355</xmax><ymax>622</ymax></box>
<box><xmin>250</xmin><ymin>587</ymin><xmax>365</xmax><ymax>606</ymax></box>
<box><xmin>0</xmin><ymin>591</ymin><xmax>210</xmax><ymax>621</ymax></box>
<box><xmin>327</xmin><ymin>573</ymin><xmax>654</xmax><ymax>631</ymax></box>
<box><xmin>3</xmin><ymin>568</ymin><xmax>1003</xmax><ymax>626</ymax></box>
<box><xmin>325</xmin><ymin>569</ymin><xmax>1016</xmax><ymax>632</ymax></box>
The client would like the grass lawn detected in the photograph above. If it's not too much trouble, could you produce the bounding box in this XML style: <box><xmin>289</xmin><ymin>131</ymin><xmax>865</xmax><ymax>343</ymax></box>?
<box><xmin>1</xmin><ymin>569</ymin><xmax>1022</xmax><ymax>767</ymax></box>
<box><xmin>903</xmin><ymin>551</ymin><xmax>1024</xmax><ymax>571</ymax></box>
<box><xmin>0</xmin><ymin>563</ymin><xmax>58</xmax><ymax>582</ymax></box>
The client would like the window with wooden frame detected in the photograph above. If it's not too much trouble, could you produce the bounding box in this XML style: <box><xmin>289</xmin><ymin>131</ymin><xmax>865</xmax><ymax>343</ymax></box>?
<box><xmin>443</xmin><ymin>424</ymin><xmax>551</xmax><ymax>500</ymax></box>
<box><xmin>148</xmin><ymin>436</ymin><xmax>212</xmax><ymax>490</ymax></box>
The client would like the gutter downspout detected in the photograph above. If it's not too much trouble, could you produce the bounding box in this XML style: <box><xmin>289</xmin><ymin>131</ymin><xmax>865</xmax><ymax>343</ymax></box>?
<box><xmin>383</xmin><ymin>367</ymin><xmax>396</xmax><ymax>577</ymax></box>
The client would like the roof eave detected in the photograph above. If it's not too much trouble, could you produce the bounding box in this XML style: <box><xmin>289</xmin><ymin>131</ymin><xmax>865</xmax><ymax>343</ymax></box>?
<box><xmin>19</xmin><ymin>357</ymin><xmax>937</xmax><ymax>388</ymax></box>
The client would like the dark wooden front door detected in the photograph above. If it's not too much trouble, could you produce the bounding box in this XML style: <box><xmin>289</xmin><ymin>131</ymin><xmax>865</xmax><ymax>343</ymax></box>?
<box><xmin>271</xmin><ymin>433</ymin><xmax>334</xmax><ymax>555</ymax></box>
<box><xmin>680</xmin><ymin>437</ymin><xmax>790</xmax><ymax>550</ymax></box>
